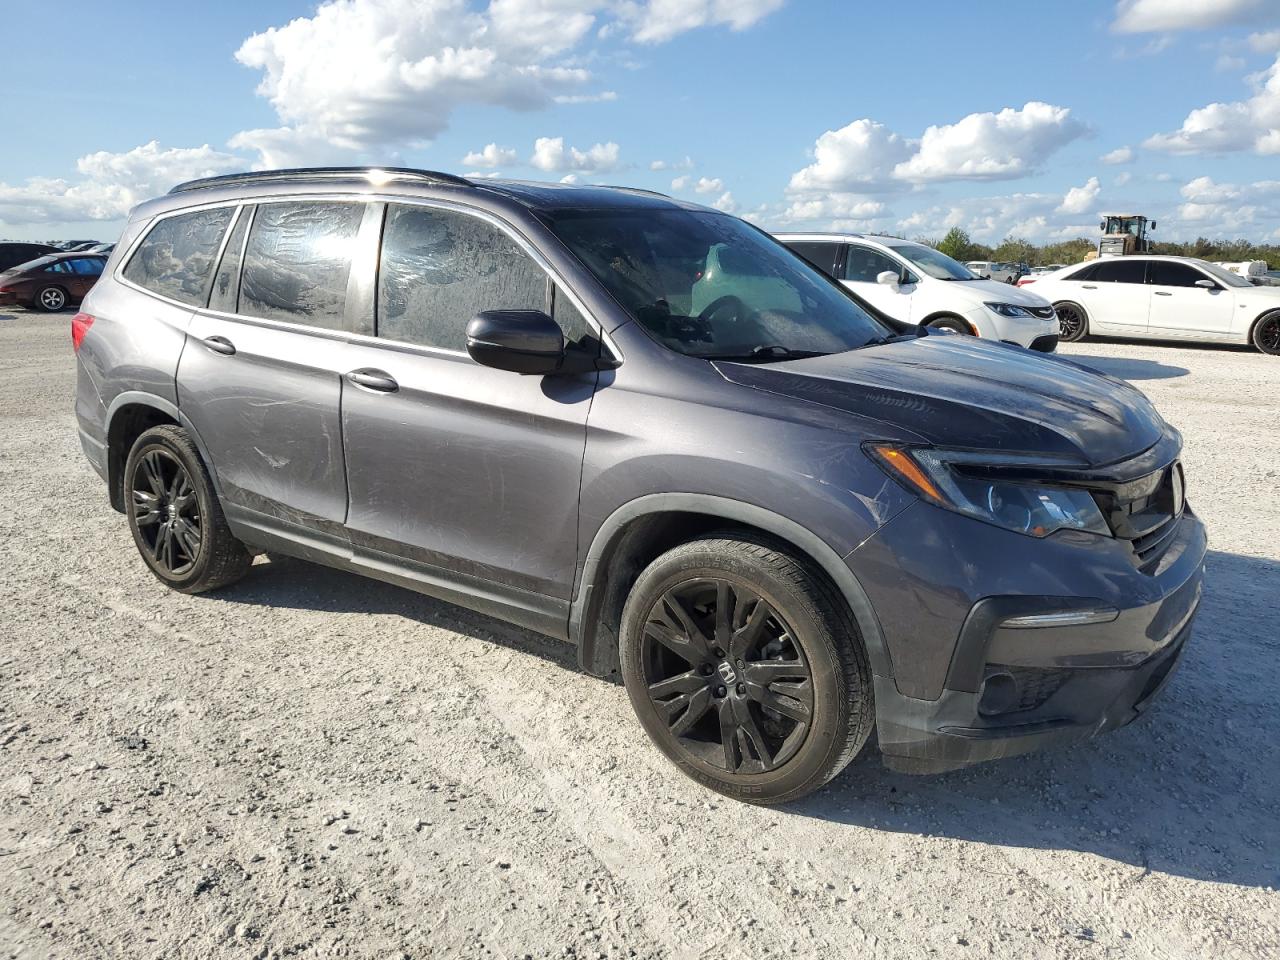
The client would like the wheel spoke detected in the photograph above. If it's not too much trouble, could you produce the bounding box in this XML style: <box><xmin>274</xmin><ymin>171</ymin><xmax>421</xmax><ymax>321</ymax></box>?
<box><xmin>647</xmin><ymin>670</ymin><xmax>704</xmax><ymax>700</ymax></box>
<box><xmin>645</xmin><ymin>591</ymin><xmax>712</xmax><ymax>664</ymax></box>
<box><xmin>746</xmin><ymin>678</ymin><xmax>812</xmax><ymax>723</ymax></box>
<box><xmin>716</xmin><ymin>697</ymin><xmax>775</xmax><ymax>773</ymax></box>
<box><xmin>741</xmin><ymin>659</ymin><xmax>810</xmax><ymax>685</ymax></box>
<box><xmin>132</xmin><ymin>489</ymin><xmax>162</xmax><ymax>526</ymax></box>
<box><xmin>140</xmin><ymin>452</ymin><xmax>167</xmax><ymax>498</ymax></box>
<box><xmin>714</xmin><ymin>580</ymin><xmax>737</xmax><ymax>649</ymax></box>
<box><xmin>667</xmin><ymin>688</ymin><xmax>713</xmax><ymax>738</ymax></box>
<box><xmin>728</xmin><ymin>598</ymin><xmax>772</xmax><ymax>659</ymax></box>
<box><xmin>173</xmin><ymin>517</ymin><xmax>201</xmax><ymax>559</ymax></box>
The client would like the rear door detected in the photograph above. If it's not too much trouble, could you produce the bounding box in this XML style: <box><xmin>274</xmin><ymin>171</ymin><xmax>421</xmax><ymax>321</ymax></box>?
<box><xmin>840</xmin><ymin>243</ymin><xmax>918</xmax><ymax>321</ymax></box>
<box><xmin>1146</xmin><ymin>260</ymin><xmax>1235</xmax><ymax>336</ymax></box>
<box><xmin>339</xmin><ymin>202</ymin><xmax>598</xmax><ymax>620</ymax></box>
<box><xmin>1072</xmin><ymin>258</ymin><xmax>1150</xmax><ymax>332</ymax></box>
<box><xmin>178</xmin><ymin>200</ymin><xmax>371</xmax><ymax>545</ymax></box>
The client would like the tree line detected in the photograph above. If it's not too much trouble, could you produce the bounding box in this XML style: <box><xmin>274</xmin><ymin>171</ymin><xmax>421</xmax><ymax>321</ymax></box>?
<box><xmin>923</xmin><ymin>227</ymin><xmax>1280</xmax><ymax>269</ymax></box>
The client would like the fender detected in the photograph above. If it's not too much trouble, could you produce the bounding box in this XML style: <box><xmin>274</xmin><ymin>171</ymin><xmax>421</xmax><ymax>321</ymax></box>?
<box><xmin>570</xmin><ymin>492</ymin><xmax>895</xmax><ymax>682</ymax></box>
<box><xmin>104</xmin><ymin>391</ymin><xmax>225</xmax><ymax>504</ymax></box>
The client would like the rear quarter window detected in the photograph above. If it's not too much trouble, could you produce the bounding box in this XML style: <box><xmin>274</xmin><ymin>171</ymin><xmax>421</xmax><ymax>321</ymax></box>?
<box><xmin>123</xmin><ymin>207</ymin><xmax>235</xmax><ymax>306</ymax></box>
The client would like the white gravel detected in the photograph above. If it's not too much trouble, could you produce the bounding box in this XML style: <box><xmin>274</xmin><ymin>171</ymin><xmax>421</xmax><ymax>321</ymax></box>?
<box><xmin>1</xmin><ymin>312</ymin><xmax>1277</xmax><ymax>959</ymax></box>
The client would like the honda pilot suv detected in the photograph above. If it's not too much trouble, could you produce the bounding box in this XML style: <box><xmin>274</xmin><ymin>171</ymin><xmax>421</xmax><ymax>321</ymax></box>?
<box><xmin>73</xmin><ymin>168</ymin><xmax>1207</xmax><ymax>803</ymax></box>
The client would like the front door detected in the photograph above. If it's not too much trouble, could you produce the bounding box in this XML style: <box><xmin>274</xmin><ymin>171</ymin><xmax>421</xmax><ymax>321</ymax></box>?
<box><xmin>1146</xmin><ymin>260</ymin><xmax>1236</xmax><ymax>335</ymax></box>
<box><xmin>1074</xmin><ymin>257</ymin><xmax>1151</xmax><ymax>333</ymax></box>
<box><xmin>840</xmin><ymin>243</ymin><xmax>918</xmax><ymax>322</ymax></box>
<box><xmin>340</xmin><ymin>202</ymin><xmax>597</xmax><ymax>616</ymax></box>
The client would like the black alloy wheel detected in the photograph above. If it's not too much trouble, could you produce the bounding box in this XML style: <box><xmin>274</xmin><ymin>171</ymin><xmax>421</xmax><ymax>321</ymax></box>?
<box><xmin>1253</xmin><ymin>311</ymin><xmax>1280</xmax><ymax>355</ymax></box>
<box><xmin>123</xmin><ymin>424</ymin><xmax>252</xmax><ymax>593</ymax></box>
<box><xmin>131</xmin><ymin>447</ymin><xmax>202</xmax><ymax>576</ymax></box>
<box><xmin>1055</xmin><ymin>302</ymin><xmax>1088</xmax><ymax>342</ymax></box>
<box><xmin>641</xmin><ymin>578</ymin><xmax>814</xmax><ymax>774</ymax></box>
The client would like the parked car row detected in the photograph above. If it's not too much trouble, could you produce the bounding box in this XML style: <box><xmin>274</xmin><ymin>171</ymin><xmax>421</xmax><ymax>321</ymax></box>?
<box><xmin>72</xmin><ymin>166</ymin><xmax>1205</xmax><ymax>803</ymax></box>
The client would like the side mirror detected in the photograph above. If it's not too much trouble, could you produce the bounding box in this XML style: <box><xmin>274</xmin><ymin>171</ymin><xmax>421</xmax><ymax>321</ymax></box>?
<box><xmin>466</xmin><ymin>309</ymin><xmax>564</xmax><ymax>375</ymax></box>
<box><xmin>1194</xmin><ymin>279</ymin><xmax>1216</xmax><ymax>290</ymax></box>
<box><xmin>876</xmin><ymin>270</ymin><xmax>899</xmax><ymax>287</ymax></box>
<box><xmin>1150</xmin><ymin>221</ymin><xmax>1157</xmax><ymax>230</ymax></box>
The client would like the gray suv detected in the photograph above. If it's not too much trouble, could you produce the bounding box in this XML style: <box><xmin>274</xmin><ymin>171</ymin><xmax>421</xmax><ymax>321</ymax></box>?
<box><xmin>73</xmin><ymin>167</ymin><xmax>1206</xmax><ymax>803</ymax></box>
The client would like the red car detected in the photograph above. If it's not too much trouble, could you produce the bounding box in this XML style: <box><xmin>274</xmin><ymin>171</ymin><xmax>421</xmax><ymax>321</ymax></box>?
<box><xmin>0</xmin><ymin>252</ymin><xmax>106</xmax><ymax>311</ymax></box>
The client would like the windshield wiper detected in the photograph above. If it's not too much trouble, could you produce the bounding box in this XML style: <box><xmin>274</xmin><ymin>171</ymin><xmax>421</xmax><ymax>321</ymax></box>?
<box><xmin>699</xmin><ymin>344</ymin><xmax>829</xmax><ymax>363</ymax></box>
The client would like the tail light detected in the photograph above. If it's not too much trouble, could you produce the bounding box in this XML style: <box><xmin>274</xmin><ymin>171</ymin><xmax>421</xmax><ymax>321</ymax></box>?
<box><xmin>1016</xmin><ymin>277</ymin><xmax>1036</xmax><ymax>287</ymax></box>
<box><xmin>71</xmin><ymin>312</ymin><xmax>95</xmax><ymax>351</ymax></box>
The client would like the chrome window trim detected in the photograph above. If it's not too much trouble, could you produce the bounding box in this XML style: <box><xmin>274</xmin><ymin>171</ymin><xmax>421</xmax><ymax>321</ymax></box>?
<box><xmin>112</xmin><ymin>191</ymin><xmax>621</xmax><ymax>364</ymax></box>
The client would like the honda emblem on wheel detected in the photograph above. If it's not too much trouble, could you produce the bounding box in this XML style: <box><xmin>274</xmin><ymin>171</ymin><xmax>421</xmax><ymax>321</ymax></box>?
<box><xmin>717</xmin><ymin>661</ymin><xmax>737</xmax><ymax>684</ymax></box>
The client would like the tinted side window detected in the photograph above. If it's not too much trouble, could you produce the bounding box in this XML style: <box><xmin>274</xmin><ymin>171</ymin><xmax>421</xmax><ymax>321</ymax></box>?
<box><xmin>1091</xmin><ymin>259</ymin><xmax>1147</xmax><ymax>284</ymax></box>
<box><xmin>1065</xmin><ymin>263</ymin><xmax>1097</xmax><ymax>281</ymax></box>
<box><xmin>844</xmin><ymin>245</ymin><xmax>901</xmax><ymax>283</ymax></box>
<box><xmin>378</xmin><ymin>204</ymin><xmax>549</xmax><ymax>351</ymax></box>
<box><xmin>552</xmin><ymin>285</ymin><xmax>593</xmax><ymax>348</ymax></box>
<box><xmin>69</xmin><ymin>258</ymin><xmax>104</xmax><ymax>276</ymax></box>
<box><xmin>209</xmin><ymin>206</ymin><xmax>251</xmax><ymax>314</ymax></box>
<box><xmin>1147</xmin><ymin>261</ymin><xmax>1207</xmax><ymax>287</ymax></box>
<box><xmin>123</xmin><ymin>207</ymin><xmax>234</xmax><ymax>305</ymax></box>
<box><xmin>786</xmin><ymin>241</ymin><xmax>839</xmax><ymax>276</ymax></box>
<box><xmin>240</xmin><ymin>201</ymin><xmax>364</xmax><ymax>330</ymax></box>
<box><xmin>46</xmin><ymin>261</ymin><xmax>72</xmax><ymax>274</ymax></box>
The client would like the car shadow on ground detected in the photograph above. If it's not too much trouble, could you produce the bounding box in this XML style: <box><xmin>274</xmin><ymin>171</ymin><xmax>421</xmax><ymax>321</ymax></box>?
<box><xmin>217</xmin><ymin>548</ymin><xmax>1278</xmax><ymax>889</ymax></box>
<box><xmin>795</xmin><ymin>548</ymin><xmax>1280</xmax><ymax>890</ymax></box>
<box><xmin>1082</xmin><ymin>335</ymin><xmax>1255</xmax><ymax>354</ymax></box>
<box><xmin>1064</xmin><ymin>354</ymin><xmax>1190</xmax><ymax>380</ymax></box>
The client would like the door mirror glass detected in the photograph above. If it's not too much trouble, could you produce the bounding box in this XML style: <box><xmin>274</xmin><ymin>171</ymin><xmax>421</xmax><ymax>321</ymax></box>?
<box><xmin>1194</xmin><ymin>278</ymin><xmax>1216</xmax><ymax>289</ymax></box>
<box><xmin>876</xmin><ymin>270</ymin><xmax>899</xmax><ymax>286</ymax></box>
<box><xmin>466</xmin><ymin>310</ymin><xmax>565</xmax><ymax>375</ymax></box>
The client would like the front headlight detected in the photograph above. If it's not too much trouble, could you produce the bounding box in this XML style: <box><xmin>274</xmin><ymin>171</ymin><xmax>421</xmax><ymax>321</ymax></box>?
<box><xmin>984</xmin><ymin>301</ymin><xmax>1036</xmax><ymax>318</ymax></box>
<box><xmin>866</xmin><ymin>444</ymin><xmax>1110</xmax><ymax>538</ymax></box>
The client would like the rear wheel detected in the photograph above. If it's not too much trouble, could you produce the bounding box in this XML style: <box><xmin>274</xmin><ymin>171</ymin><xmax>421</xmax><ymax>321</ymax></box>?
<box><xmin>124</xmin><ymin>425</ymin><xmax>252</xmax><ymax>593</ymax></box>
<box><xmin>1055</xmin><ymin>301</ymin><xmax>1089</xmax><ymax>342</ymax></box>
<box><xmin>1252</xmin><ymin>310</ymin><xmax>1280</xmax><ymax>355</ymax></box>
<box><xmin>620</xmin><ymin>536</ymin><xmax>874</xmax><ymax>804</ymax></box>
<box><xmin>35</xmin><ymin>286</ymin><xmax>67</xmax><ymax>312</ymax></box>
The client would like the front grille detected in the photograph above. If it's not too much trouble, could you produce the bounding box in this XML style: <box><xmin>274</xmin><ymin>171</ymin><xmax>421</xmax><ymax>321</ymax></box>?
<box><xmin>1029</xmin><ymin>333</ymin><xmax>1059</xmax><ymax>353</ymax></box>
<box><xmin>1092</xmin><ymin>461</ymin><xmax>1185</xmax><ymax>574</ymax></box>
<box><xmin>1027</xmin><ymin>305</ymin><xmax>1056</xmax><ymax>320</ymax></box>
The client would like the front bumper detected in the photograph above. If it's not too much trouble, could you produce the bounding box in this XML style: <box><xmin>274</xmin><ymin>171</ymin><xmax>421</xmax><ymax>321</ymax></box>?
<box><xmin>849</xmin><ymin>499</ymin><xmax>1207</xmax><ymax>774</ymax></box>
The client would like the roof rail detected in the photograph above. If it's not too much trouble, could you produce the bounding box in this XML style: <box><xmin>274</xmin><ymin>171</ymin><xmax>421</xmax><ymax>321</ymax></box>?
<box><xmin>592</xmin><ymin>184</ymin><xmax>671</xmax><ymax>199</ymax></box>
<box><xmin>168</xmin><ymin>166</ymin><xmax>473</xmax><ymax>195</ymax></box>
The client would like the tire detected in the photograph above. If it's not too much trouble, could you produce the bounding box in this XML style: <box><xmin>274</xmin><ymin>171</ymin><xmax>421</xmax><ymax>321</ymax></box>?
<box><xmin>1251</xmin><ymin>310</ymin><xmax>1280</xmax><ymax>355</ymax></box>
<box><xmin>123</xmin><ymin>424</ymin><xmax>252</xmax><ymax>593</ymax></box>
<box><xmin>928</xmin><ymin>315</ymin><xmax>973</xmax><ymax>335</ymax></box>
<box><xmin>1054</xmin><ymin>301</ymin><xmax>1089</xmax><ymax>343</ymax></box>
<box><xmin>619</xmin><ymin>535</ymin><xmax>874</xmax><ymax>805</ymax></box>
<box><xmin>34</xmin><ymin>285</ymin><xmax>67</xmax><ymax>312</ymax></box>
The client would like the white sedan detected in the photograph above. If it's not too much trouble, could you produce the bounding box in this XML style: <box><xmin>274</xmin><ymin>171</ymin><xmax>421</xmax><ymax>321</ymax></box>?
<box><xmin>1022</xmin><ymin>255</ymin><xmax>1280</xmax><ymax>355</ymax></box>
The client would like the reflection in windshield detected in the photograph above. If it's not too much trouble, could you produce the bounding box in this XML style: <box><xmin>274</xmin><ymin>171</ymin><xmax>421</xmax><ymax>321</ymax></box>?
<box><xmin>1196</xmin><ymin>260</ymin><xmax>1253</xmax><ymax>289</ymax></box>
<box><xmin>884</xmin><ymin>242</ymin><xmax>977</xmax><ymax>280</ymax></box>
<box><xmin>547</xmin><ymin>209</ymin><xmax>891</xmax><ymax>361</ymax></box>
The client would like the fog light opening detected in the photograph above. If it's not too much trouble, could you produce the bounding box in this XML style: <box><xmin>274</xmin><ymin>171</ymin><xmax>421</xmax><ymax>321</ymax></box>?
<box><xmin>978</xmin><ymin>671</ymin><xmax>1019</xmax><ymax>717</ymax></box>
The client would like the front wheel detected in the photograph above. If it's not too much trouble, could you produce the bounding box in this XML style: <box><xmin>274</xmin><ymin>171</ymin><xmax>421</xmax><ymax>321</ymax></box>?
<box><xmin>124</xmin><ymin>424</ymin><xmax>252</xmax><ymax>593</ymax></box>
<box><xmin>1252</xmin><ymin>310</ymin><xmax>1280</xmax><ymax>355</ymax></box>
<box><xmin>619</xmin><ymin>536</ymin><xmax>874</xmax><ymax>804</ymax></box>
<box><xmin>35</xmin><ymin>286</ymin><xmax>67</xmax><ymax>312</ymax></box>
<box><xmin>1055</xmin><ymin>301</ymin><xmax>1089</xmax><ymax>342</ymax></box>
<box><xmin>929</xmin><ymin>315</ymin><xmax>973</xmax><ymax>335</ymax></box>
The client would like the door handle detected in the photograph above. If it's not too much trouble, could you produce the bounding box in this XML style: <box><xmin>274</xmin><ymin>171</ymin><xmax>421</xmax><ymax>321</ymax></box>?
<box><xmin>1153</xmin><ymin>291</ymin><xmax>1173</xmax><ymax>296</ymax></box>
<box><xmin>202</xmin><ymin>335</ymin><xmax>236</xmax><ymax>356</ymax></box>
<box><xmin>1082</xmin><ymin>284</ymin><xmax>1098</xmax><ymax>289</ymax></box>
<box><xmin>346</xmin><ymin>368</ymin><xmax>399</xmax><ymax>393</ymax></box>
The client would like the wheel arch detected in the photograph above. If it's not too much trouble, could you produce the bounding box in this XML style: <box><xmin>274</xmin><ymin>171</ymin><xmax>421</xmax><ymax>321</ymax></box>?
<box><xmin>104</xmin><ymin>392</ymin><xmax>220</xmax><ymax>512</ymax></box>
<box><xmin>570</xmin><ymin>493</ymin><xmax>893</xmax><ymax>683</ymax></box>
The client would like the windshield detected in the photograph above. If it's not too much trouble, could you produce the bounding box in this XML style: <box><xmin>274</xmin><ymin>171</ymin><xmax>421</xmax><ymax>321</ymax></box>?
<box><xmin>885</xmin><ymin>241</ymin><xmax>976</xmax><ymax>280</ymax></box>
<box><xmin>1195</xmin><ymin>260</ymin><xmax>1253</xmax><ymax>288</ymax></box>
<box><xmin>546</xmin><ymin>210</ymin><xmax>891</xmax><ymax>360</ymax></box>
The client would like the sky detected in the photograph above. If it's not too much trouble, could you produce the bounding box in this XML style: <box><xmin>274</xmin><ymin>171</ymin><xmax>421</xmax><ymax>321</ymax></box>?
<box><xmin>2</xmin><ymin>0</ymin><xmax>1280</xmax><ymax>245</ymax></box>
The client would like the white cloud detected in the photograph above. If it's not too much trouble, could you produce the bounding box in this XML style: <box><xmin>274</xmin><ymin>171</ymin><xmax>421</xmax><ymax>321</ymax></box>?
<box><xmin>1144</xmin><ymin>53</ymin><xmax>1280</xmax><ymax>154</ymax></box>
<box><xmin>711</xmin><ymin>191</ymin><xmax>737</xmax><ymax>213</ymax></box>
<box><xmin>1174</xmin><ymin>175</ymin><xmax>1280</xmax><ymax>232</ymax></box>
<box><xmin>693</xmin><ymin>176</ymin><xmax>724</xmax><ymax>194</ymax></box>
<box><xmin>670</xmin><ymin>175</ymin><xmax>690</xmax><ymax>190</ymax></box>
<box><xmin>559</xmin><ymin>173</ymin><xmax>580</xmax><ymax>184</ymax></box>
<box><xmin>650</xmin><ymin>156</ymin><xmax>694</xmax><ymax>171</ymax></box>
<box><xmin>1250</xmin><ymin>29</ymin><xmax>1280</xmax><ymax>52</ymax></box>
<box><xmin>230</xmin><ymin>0</ymin><xmax>781</xmax><ymax>164</ymax></box>
<box><xmin>0</xmin><ymin>141</ymin><xmax>242</xmax><ymax>227</ymax></box>
<box><xmin>530</xmin><ymin>136</ymin><xmax>621</xmax><ymax>172</ymax></box>
<box><xmin>462</xmin><ymin>143</ymin><xmax>518</xmax><ymax>168</ymax></box>
<box><xmin>1113</xmin><ymin>0</ymin><xmax>1269</xmax><ymax>33</ymax></box>
<box><xmin>1217</xmin><ymin>54</ymin><xmax>1247</xmax><ymax>72</ymax></box>
<box><xmin>1100</xmin><ymin>145</ymin><xmax>1134</xmax><ymax>164</ymax></box>
<box><xmin>783</xmin><ymin>195</ymin><xmax>888</xmax><ymax>224</ymax></box>
<box><xmin>626</xmin><ymin>0</ymin><xmax>785</xmax><ymax>44</ymax></box>
<box><xmin>1114</xmin><ymin>171</ymin><xmax>1134</xmax><ymax>186</ymax></box>
<box><xmin>1058</xmin><ymin>176</ymin><xmax>1101</xmax><ymax>215</ymax></box>
<box><xmin>893</xmin><ymin>102</ymin><xmax>1086</xmax><ymax>183</ymax></box>
<box><xmin>788</xmin><ymin>119</ymin><xmax>913</xmax><ymax>193</ymax></box>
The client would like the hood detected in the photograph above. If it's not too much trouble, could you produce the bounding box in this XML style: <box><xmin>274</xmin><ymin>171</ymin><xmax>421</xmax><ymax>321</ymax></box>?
<box><xmin>714</xmin><ymin>334</ymin><xmax>1166</xmax><ymax>467</ymax></box>
<box><xmin>946</xmin><ymin>277</ymin><xmax>1052</xmax><ymax>307</ymax></box>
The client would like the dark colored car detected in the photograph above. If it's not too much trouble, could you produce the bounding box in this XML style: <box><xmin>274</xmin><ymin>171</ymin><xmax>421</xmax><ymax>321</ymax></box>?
<box><xmin>72</xmin><ymin>167</ymin><xmax>1206</xmax><ymax>804</ymax></box>
<box><xmin>0</xmin><ymin>252</ymin><xmax>106</xmax><ymax>311</ymax></box>
<box><xmin>0</xmin><ymin>241</ymin><xmax>59</xmax><ymax>272</ymax></box>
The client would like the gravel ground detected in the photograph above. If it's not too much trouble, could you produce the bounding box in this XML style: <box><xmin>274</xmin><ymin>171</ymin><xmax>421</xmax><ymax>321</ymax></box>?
<box><xmin>1</xmin><ymin>309</ymin><xmax>1278</xmax><ymax>959</ymax></box>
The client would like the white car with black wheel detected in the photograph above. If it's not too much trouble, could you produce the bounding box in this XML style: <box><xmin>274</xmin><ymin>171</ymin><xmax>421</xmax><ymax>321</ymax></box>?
<box><xmin>777</xmin><ymin>233</ymin><xmax>1060</xmax><ymax>351</ymax></box>
<box><xmin>1021</xmin><ymin>255</ymin><xmax>1280</xmax><ymax>355</ymax></box>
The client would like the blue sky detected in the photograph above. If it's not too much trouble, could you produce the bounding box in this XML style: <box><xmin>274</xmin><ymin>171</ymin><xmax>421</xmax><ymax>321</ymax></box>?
<box><xmin>3</xmin><ymin>0</ymin><xmax>1280</xmax><ymax>244</ymax></box>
